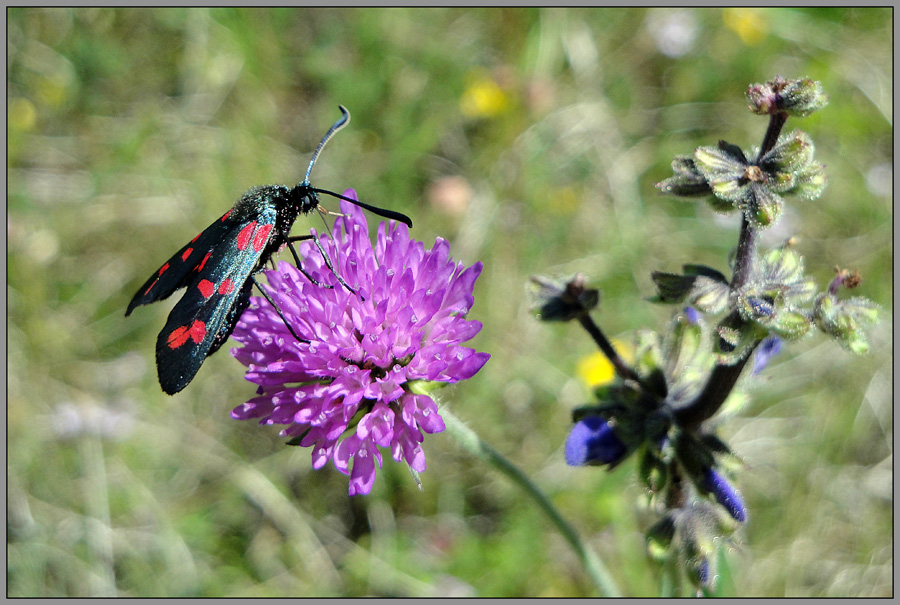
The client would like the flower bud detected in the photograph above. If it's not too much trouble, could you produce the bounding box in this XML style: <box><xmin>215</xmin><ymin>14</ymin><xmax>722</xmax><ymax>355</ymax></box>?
<box><xmin>531</xmin><ymin>274</ymin><xmax>599</xmax><ymax>322</ymax></box>
<box><xmin>656</xmin><ymin>156</ymin><xmax>712</xmax><ymax>197</ymax></box>
<box><xmin>645</xmin><ymin>513</ymin><xmax>677</xmax><ymax>561</ymax></box>
<box><xmin>794</xmin><ymin>162</ymin><xmax>827</xmax><ymax>199</ymax></box>
<box><xmin>761</xmin><ymin>130</ymin><xmax>815</xmax><ymax>177</ymax></box>
<box><xmin>746</xmin><ymin>76</ymin><xmax>828</xmax><ymax>117</ymax></box>
<box><xmin>814</xmin><ymin>293</ymin><xmax>879</xmax><ymax>354</ymax></box>
<box><xmin>746</xmin><ymin>184</ymin><xmax>783</xmax><ymax>227</ymax></box>
<box><xmin>694</xmin><ymin>143</ymin><xmax>749</xmax><ymax>203</ymax></box>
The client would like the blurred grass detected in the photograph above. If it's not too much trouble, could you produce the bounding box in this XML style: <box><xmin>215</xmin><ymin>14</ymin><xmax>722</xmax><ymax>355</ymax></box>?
<box><xmin>7</xmin><ymin>7</ymin><xmax>892</xmax><ymax>597</ymax></box>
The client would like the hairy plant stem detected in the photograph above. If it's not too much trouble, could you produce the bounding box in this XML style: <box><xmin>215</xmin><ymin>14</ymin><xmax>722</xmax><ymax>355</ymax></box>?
<box><xmin>757</xmin><ymin>110</ymin><xmax>788</xmax><ymax>161</ymax></box>
<box><xmin>672</xmin><ymin>336</ymin><xmax>758</xmax><ymax>429</ymax></box>
<box><xmin>673</xmin><ymin>111</ymin><xmax>789</xmax><ymax>428</ymax></box>
<box><xmin>440</xmin><ymin>408</ymin><xmax>622</xmax><ymax>597</ymax></box>
<box><xmin>730</xmin><ymin>215</ymin><xmax>758</xmax><ymax>291</ymax></box>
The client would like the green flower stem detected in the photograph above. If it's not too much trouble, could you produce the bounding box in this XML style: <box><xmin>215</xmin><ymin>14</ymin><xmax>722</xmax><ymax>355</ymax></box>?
<box><xmin>440</xmin><ymin>408</ymin><xmax>622</xmax><ymax>597</ymax></box>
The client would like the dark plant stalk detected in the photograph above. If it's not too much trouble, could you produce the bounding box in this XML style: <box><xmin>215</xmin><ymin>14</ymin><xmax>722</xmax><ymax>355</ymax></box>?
<box><xmin>673</xmin><ymin>337</ymin><xmax>759</xmax><ymax>429</ymax></box>
<box><xmin>672</xmin><ymin>111</ymin><xmax>789</xmax><ymax>428</ymax></box>
<box><xmin>577</xmin><ymin>313</ymin><xmax>642</xmax><ymax>384</ymax></box>
<box><xmin>757</xmin><ymin>111</ymin><xmax>788</xmax><ymax>161</ymax></box>
<box><xmin>732</xmin><ymin>110</ymin><xmax>788</xmax><ymax>290</ymax></box>
<box><xmin>729</xmin><ymin>214</ymin><xmax>758</xmax><ymax>290</ymax></box>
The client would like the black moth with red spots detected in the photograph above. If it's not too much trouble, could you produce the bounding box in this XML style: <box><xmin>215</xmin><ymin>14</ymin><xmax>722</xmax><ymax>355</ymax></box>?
<box><xmin>126</xmin><ymin>106</ymin><xmax>412</xmax><ymax>394</ymax></box>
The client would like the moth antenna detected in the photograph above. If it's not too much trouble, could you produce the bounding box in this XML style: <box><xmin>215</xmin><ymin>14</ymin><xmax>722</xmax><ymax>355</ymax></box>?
<box><xmin>303</xmin><ymin>105</ymin><xmax>350</xmax><ymax>185</ymax></box>
<box><xmin>312</xmin><ymin>188</ymin><xmax>413</xmax><ymax>228</ymax></box>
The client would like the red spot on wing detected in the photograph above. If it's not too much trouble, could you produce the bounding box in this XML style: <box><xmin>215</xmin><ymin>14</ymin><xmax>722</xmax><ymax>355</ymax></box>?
<box><xmin>167</xmin><ymin>320</ymin><xmax>207</xmax><ymax>349</ymax></box>
<box><xmin>218</xmin><ymin>278</ymin><xmax>236</xmax><ymax>295</ymax></box>
<box><xmin>253</xmin><ymin>224</ymin><xmax>274</xmax><ymax>251</ymax></box>
<box><xmin>191</xmin><ymin>231</ymin><xmax>202</xmax><ymax>243</ymax></box>
<box><xmin>221</xmin><ymin>210</ymin><xmax>232</xmax><ymax>221</ymax></box>
<box><xmin>196</xmin><ymin>251</ymin><xmax>212</xmax><ymax>273</ymax></box>
<box><xmin>198</xmin><ymin>279</ymin><xmax>215</xmax><ymax>299</ymax></box>
<box><xmin>182</xmin><ymin>247</ymin><xmax>193</xmax><ymax>262</ymax></box>
<box><xmin>141</xmin><ymin>263</ymin><xmax>170</xmax><ymax>296</ymax></box>
<box><xmin>188</xmin><ymin>321</ymin><xmax>207</xmax><ymax>343</ymax></box>
<box><xmin>237</xmin><ymin>222</ymin><xmax>257</xmax><ymax>250</ymax></box>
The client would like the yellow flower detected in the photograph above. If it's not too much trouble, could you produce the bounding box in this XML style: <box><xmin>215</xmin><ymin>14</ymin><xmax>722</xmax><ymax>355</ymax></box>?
<box><xmin>723</xmin><ymin>8</ymin><xmax>768</xmax><ymax>45</ymax></box>
<box><xmin>460</xmin><ymin>71</ymin><xmax>508</xmax><ymax>118</ymax></box>
<box><xmin>577</xmin><ymin>339</ymin><xmax>634</xmax><ymax>389</ymax></box>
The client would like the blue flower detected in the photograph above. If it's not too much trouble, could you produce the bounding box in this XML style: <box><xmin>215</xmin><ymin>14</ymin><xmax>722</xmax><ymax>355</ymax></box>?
<box><xmin>684</xmin><ymin>306</ymin><xmax>701</xmax><ymax>325</ymax></box>
<box><xmin>701</xmin><ymin>468</ymin><xmax>747</xmax><ymax>523</ymax></box>
<box><xmin>691</xmin><ymin>555</ymin><xmax>712</xmax><ymax>591</ymax></box>
<box><xmin>751</xmin><ymin>335</ymin><xmax>783</xmax><ymax>375</ymax></box>
<box><xmin>564</xmin><ymin>416</ymin><xmax>628</xmax><ymax>467</ymax></box>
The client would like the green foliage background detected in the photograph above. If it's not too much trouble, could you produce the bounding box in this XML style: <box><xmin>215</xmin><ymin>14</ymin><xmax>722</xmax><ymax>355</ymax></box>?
<box><xmin>8</xmin><ymin>7</ymin><xmax>892</xmax><ymax>597</ymax></box>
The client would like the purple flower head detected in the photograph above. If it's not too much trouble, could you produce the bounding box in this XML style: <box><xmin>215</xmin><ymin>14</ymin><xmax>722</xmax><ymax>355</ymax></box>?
<box><xmin>230</xmin><ymin>190</ymin><xmax>490</xmax><ymax>495</ymax></box>
<box><xmin>700</xmin><ymin>468</ymin><xmax>747</xmax><ymax>523</ymax></box>
<box><xmin>564</xmin><ymin>416</ymin><xmax>628</xmax><ymax>467</ymax></box>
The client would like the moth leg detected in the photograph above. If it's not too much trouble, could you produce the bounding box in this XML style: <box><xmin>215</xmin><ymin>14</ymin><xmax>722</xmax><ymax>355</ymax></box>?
<box><xmin>250</xmin><ymin>275</ymin><xmax>310</xmax><ymax>344</ymax></box>
<box><xmin>309</xmin><ymin>234</ymin><xmax>358</xmax><ymax>296</ymax></box>
<box><xmin>283</xmin><ymin>236</ymin><xmax>335</xmax><ymax>289</ymax></box>
<box><xmin>285</xmin><ymin>235</ymin><xmax>358</xmax><ymax>297</ymax></box>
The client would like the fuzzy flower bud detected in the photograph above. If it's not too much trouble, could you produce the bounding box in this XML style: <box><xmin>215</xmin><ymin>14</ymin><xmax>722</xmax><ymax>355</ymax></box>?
<box><xmin>746</xmin><ymin>76</ymin><xmax>828</xmax><ymax>117</ymax></box>
<box><xmin>531</xmin><ymin>274</ymin><xmax>599</xmax><ymax>322</ymax></box>
<box><xmin>814</xmin><ymin>292</ymin><xmax>879</xmax><ymax>355</ymax></box>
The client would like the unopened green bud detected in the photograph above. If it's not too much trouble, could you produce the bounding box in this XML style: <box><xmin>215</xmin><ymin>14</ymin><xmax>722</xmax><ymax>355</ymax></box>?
<box><xmin>768</xmin><ymin>309</ymin><xmax>813</xmax><ymax>340</ymax></box>
<box><xmin>814</xmin><ymin>294</ymin><xmax>879</xmax><ymax>354</ymax></box>
<box><xmin>780</xmin><ymin>77</ymin><xmax>829</xmax><ymax>117</ymax></box>
<box><xmin>646</xmin><ymin>514</ymin><xmax>678</xmax><ymax>562</ymax></box>
<box><xmin>746</xmin><ymin>185</ymin><xmax>783</xmax><ymax>227</ymax></box>
<box><xmin>762</xmin><ymin>130</ymin><xmax>815</xmax><ymax>175</ymax></box>
<box><xmin>694</xmin><ymin>143</ymin><xmax>749</xmax><ymax>204</ymax></box>
<box><xmin>664</xmin><ymin>309</ymin><xmax>707</xmax><ymax>383</ymax></box>
<box><xmin>794</xmin><ymin>162</ymin><xmax>828</xmax><ymax>200</ymax></box>
<box><xmin>657</xmin><ymin>156</ymin><xmax>712</xmax><ymax>197</ymax></box>
<box><xmin>691</xmin><ymin>277</ymin><xmax>732</xmax><ymax>314</ymax></box>
<box><xmin>761</xmin><ymin>245</ymin><xmax>805</xmax><ymax>284</ymax></box>
<box><xmin>531</xmin><ymin>274</ymin><xmax>599</xmax><ymax>322</ymax></box>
